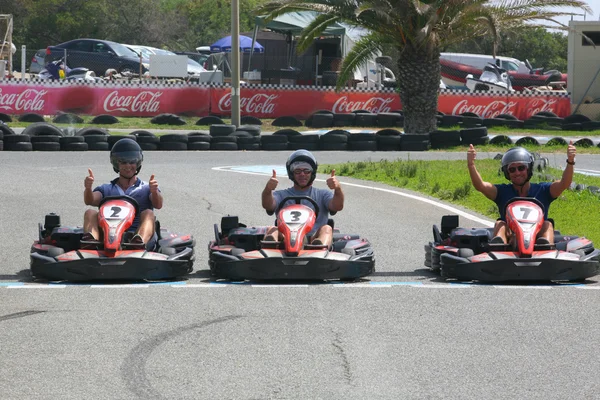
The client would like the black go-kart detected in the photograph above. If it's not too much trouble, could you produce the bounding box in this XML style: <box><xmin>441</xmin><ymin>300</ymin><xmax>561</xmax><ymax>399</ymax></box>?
<box><xmin>425</xmin><ymin>197</ymin><xmax>600</xmax><ymax>282</ymax></box>
<box><xmin>208</xmin><ymin>196</ymin><xmax>375</xmax><ymax>281</ymax></box>
<box><xmin>30</xmin><ymin>195</ymin><xmax>196</xmax><ymax>281</ymax></box>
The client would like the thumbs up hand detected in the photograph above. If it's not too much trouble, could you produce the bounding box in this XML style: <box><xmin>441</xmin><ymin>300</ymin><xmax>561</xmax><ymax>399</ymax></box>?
<box><xmin>84</xmin><ymin>168</ymin><xmax>94</xmax><ymax>190</ymax></box>
<box><xmin>327</xmin><ymin>169</ymin><xmax>340</xmax><ymax>190</ymax></box>
<box><xmin>266</xmin><ymin>169</ymin><xmax>279</xmax><ymax>191</ymax></box>
<box><xmin>149</xmin><ymin>174</ymin><xmax>159</xmax><ymax>194</ymax></box>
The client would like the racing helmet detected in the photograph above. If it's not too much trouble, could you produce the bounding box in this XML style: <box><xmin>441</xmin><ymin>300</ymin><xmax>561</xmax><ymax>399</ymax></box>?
<box><xmin>110</xmin><ymin>138</ymin><xmax>143</xmax><ymax>174</ymax></box>
<box><xmin>501</xmin><ymin>147</ymin><xmax>533</xmax><ymax>181</ymax></box>
<box><xmin>286</xmin><ymin>149</ymin><xmax>318</xmax><ymax>186</ymax></box>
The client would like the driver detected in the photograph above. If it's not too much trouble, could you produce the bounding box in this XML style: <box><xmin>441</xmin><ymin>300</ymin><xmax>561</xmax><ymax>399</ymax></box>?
<box><xmin>261</xmin><ymin>149</ymin><xmax>344</xmax><ymax>247</ymax></box>
<box><xmin>467</xmin><ymin>143</ymin><xmax>576</xmax><ymax>245</ymax></box>
<box><xmin>82</xmin><ymin>138</ymin><xmax>163</xmax><ymax>250</ymax></box>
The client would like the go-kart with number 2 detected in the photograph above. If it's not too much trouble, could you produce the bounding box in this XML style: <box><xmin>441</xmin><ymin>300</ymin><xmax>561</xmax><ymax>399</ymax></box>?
<box><xmin>30</xmin><ymin>195</ymin><xmax>195</xmax><ymax>281</ymax></box>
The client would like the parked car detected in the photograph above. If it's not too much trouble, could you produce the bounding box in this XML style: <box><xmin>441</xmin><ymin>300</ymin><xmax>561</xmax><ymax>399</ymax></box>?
<box><xmin>29</xmin><ymin>49</ymin><xmax>46</xmax><ymax>74</ymax></box>
<box><xmin>174</xmin><ymin>51</ymin><xmax>209</xmax><ymax>68</ymax></box>
<box><xmin>45</xmin><ymin>39</ymin><xmax>148</xmax><ymax>76</ymax></box>
<box><xmin>125</xmin><ymin>45</ymin><xmax>206</xmax><ymax>76</ymax></box>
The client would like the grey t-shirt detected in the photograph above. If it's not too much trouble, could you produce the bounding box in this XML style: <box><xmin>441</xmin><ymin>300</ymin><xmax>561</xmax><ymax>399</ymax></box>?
<box><xmin>271</xmin><ymin>186</ymin><xmax>335</xmax><ymax>236</ymax></box>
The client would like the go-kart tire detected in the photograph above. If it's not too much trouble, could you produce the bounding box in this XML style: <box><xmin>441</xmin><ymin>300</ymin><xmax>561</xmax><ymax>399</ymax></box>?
<box><xmin>5</xmin><ymin>141</ymin><xmax>32</xmax><ymax>151</ymax></box>
<box><xmin>261</xmin><ymin>142</ymin><xmax>288</xmax><ymax>151</ymax></box>
<box><xmin>4</xmin><ymin>134</ymin><xmax>31</xmax><ymax>143</ymax></box>
<box><xmin>376</xmin><ymin>135</ymin><xmax>401</xmax><ymax>151</ymax></box>
<box><xmin>440</xmin><ymin>115</ymin><xmax>462</xmax><ymax>127</ymax></box>
<box><xmin>211</xmin><ymin>142</ymin><xmax>238</xmax><ymax>151</ymax></box>
<box><xmin>31</xmin><ymin>135</ymin><xmax>60</xmax><ymax>143</ymax></box>
<box><xmin>129</xmin><ymin>130</ymin><xmax>155</xmax><ymax>138</ymax></box>
<box><xmin>240</xmin><ymin>116</ymin><xmax>262</xmax><ymax>125</ymax></box>
<box><xmin>18</xmin><ymin>113</ymin><xmax>45</xmax><ymax>123</ymax></box>
<box><xmin>33</xmin><ymin>142</ymin><xmax>61</xmax><ymax>151</ymax></box>
<box><xmin>188</xmin><ymin>134</ymin><xmax>211</xmax><ymax>143</ymax></box>
<box><xmin>53</xmin><ymin>113</ymin><xmax>84</xmax><ymax>124</ymax></box>
<box><xmin>76</xmin><ymin>127</ymin><xmax>110</xmax><ymax>137</ymax></box>
<box><xmin>0</xmin><ymin>113</ymin><xmax>12</xmax><ymax>123</ymax></box>
<box><xmin>210</xmin><ymin>124</ymin><xmax>236</xmax><ymax>137</ymax></box>
<box><xmin>236</xmin><ymin>125</ymin><xmax>261</xmax><ymax>136</ymax></box>
<box><xmin>310</xmin><ymin>113</ymin><xmax>334</xmax><ymax>128</ymax></box>
<box><xmin>354</xmin><ymin>113</ymin><xmax>377</xmax><ymax>127</ymax></box>
<box><xmin>160</xmin><ymin>134</ymin><xmax>188</xmax><ymax>144</ymax></box>
<box><xmin>139</xmin><ymin>142</ymin><xmax>158</xmax><ymax>151</ymax></box>
<box><xmin>62</xmin><ymin>142</ymin><xmax>88</xmax><ymax>151</ymax></box>
<box><xmin>83</xmin><ymin>135</ymin><xmax>108</xmax><ymax>144</ymax></box>
<box><xmin>489</xmin><ymin>135</ymin><xmax>512</xmax><ymax>145</ymax></box>
<box><xmin>22</xmin><ymin>122</ymin><xmax>64</xmax><ymax>137</ymax></box>
<box><xmin>289</xmin><ymin>134</ymin><xmax>319</xmax><ymax>143</ymax></box>
<box><xmin>272</xmin><ymin>116</ymin><xmax>302</xmax><ymax>127</ymax></box>
<box><xmin>348</xmin><ymin>133</ymin><xmax>376</xmax><ymax>142</ymax></box>
<box><xmin>273</xmin><ymin>129</ymin><xmax>301</xmax><ymax>137</ymax></box>
<box><xmin>332</xmin><ymin>113</ymin><xmax>356</xmax><ymax>127</ymax></box>
<box><xmin>196</xmin><ymin>116</ymin><xmax>224</xmax><ymax>126</ymax></box>
<box><xmin>495</xmin><ymin>113</ymin><xmax>518</xmax><ymax>121</ymax></box>
<box><xmin>0</xmin><ymin>123</ymin><xmax>15</xmax><ymax>137</ymax></box>
<box><xmin>107</xmin><ymin>135</ymin><xmax>136</xmax><ymax>148</ymax></box>
<box><xmin>574</xmin><ymin>138</ymin><xmax>594</xmax><ymax>147</ymax></box>
<box><xmin>349</xmin><ymin>140</ymin><xmax>377</xmax><ymax>151</ymax></box>
<box><xmin>60</xmin><ymin>136</ymin><xmax>85</xmax><ymax>145</ymax></box>
<box><xmin>238</xmin><ymin>142</ymin><xmax>260</xmax><ymax>151</ymax></box>
<box><xmin>135</xmin><ymin>135</ymin><xmax>160</xmax><ymax>145</ymax></box>
<box><xmin>88</xmin><ymin>142</ymin><xmax>110</xmax><ymax>151</ymax></box>
<box><xmin>289</xmin><ymin>142</ymin><xmax>318</xmax><ymax>150</ymax></box>
<box><xmin>320</xmin><ymin>133</ymin><xmax>348</xmax><ymax>144</ymax></box>
<box><xmin>320</xmin><ymin>142</ymin><xmax>348</xmax><ymax>151</ymax></box>
<box><xmin>159</xmin><ymin>141</ymin><xmax>188</xmax><ymax>151</ymax></box>
<box><xmin>515</xmin><ymin>136</ymin><xmax>538</xmax><ymax>146</ymax></box>
<box><xmin>188</xmin><ymin>141</ymin><xmax>210</xmax><ymax>151</ymax></box>
<box><xmin>377</xmin><ymin>113</ymin><xmax>402</xmax><ymax>128</ymax></box>
<box><xmin>91</xmin><ymin>114</ymin><xmax>120</xmax><ymax>125</ymax></box>
<box><xmin>0</xmin><ymin>140</ymin><xmax>3</xmax><ymax>151</ymax></box>
<box><xmin>401</xmin><ymin>140</ymin><xmax>430</xmax><ymax>151</ymax></box>
<box><xmin>261</xmin><ymin>135</ymin><xmax>288</xmax><ymax>144</ymax></box>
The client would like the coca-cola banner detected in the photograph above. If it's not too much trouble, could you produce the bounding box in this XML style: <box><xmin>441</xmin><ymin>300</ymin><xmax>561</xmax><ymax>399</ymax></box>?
<box><xmin>0</xmin><ymin>81</ymin><xmax>570</xmax><ymax>120</ymax></box>
<box><xmin>0</xmin><ymin>82</ymin><xmax>210</xmax><ymax>117</ymax></box>
<box><xmin>438</xmin><ymin>91</ymin><xmax>571</xmax><ymax>120</ymax></box>
<box><xmin>210</xmin><ymin>86</ymin><xmax>401</xmax><ymax>118</ymax></box>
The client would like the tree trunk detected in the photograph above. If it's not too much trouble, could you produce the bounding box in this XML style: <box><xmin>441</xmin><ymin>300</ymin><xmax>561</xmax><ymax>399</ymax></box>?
<box><xmin>397</xmin><ymin>47</ymin><xmax>440</xmax><ymax>134</ymax></box>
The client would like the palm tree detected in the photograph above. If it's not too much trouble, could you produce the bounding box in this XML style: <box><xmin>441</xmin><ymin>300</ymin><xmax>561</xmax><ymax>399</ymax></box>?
<box><xmin>257</xmin><ymin>0</ymin><xmax>591</xmax><ymax>134</ymax></box>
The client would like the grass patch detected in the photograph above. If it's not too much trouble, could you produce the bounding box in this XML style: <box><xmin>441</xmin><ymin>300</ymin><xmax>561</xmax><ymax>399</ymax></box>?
<box><xmin>320</xmin><ymin>159</ymin><xmax>600</xmax><ymax>244</ymax></box>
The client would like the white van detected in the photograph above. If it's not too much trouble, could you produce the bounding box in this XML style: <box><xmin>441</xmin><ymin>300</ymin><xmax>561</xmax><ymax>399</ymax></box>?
<box><xmin>440</xmin><ymin>52</ymin><xmax>530</xmax><ymax>73</ymax></box>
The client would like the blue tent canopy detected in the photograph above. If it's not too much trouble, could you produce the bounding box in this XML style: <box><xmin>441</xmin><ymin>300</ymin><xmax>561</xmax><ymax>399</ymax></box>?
<box><xmin>210</xmin><ymin>35</ymin><xmax>265</xmax><ymax>53</ymax></box>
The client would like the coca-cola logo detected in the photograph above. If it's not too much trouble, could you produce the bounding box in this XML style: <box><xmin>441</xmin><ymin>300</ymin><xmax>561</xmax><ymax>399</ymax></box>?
<box><xmin>103</xmin><ymin>90</ymin><xmax>162</xmax><ymax>113</ymax></box>
<box><xmin>524</xmin><ymin>98</ymin><xmax>557</xmax><ymax>119</ymax></box>
<box><xmin>332</xmin><ymin>96</ymin><xmax>394</xmax><ymax>113</ymax></box>
<box><xmin>218</xmin><ymin>93</ymin><xmax>278</xmax><ymax>114</ymax></box>
<box><xmin>452</xmin><ymin>99</ymin><xmax>517</xmax><ymax>118</ymax></box>
<box><xmin>0</xmin><ymin>88</ymin><xmax>47</xmax><ymax>112</ymax></box>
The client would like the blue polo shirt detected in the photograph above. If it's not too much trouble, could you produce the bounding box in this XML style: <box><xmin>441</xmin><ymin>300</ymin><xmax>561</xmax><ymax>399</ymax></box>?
<box><xmin>271</xmin><ymin>186</ymin><xmax>335</xmax><ymax>236</ymax></box>
<box><xmin>94</xmin><ymin>177</ymin><xmax>155</xmax><ymax>229</ymax></box>
<box><xmin>494</xmin><ymin>182</ymin><xmax>554</xmax><ymax>221</ymax></box>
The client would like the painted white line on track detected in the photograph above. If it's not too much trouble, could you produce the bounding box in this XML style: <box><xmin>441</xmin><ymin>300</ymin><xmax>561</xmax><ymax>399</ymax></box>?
<box><xmin>334</xmin><ymin>283</ymin><xmax>389</xmax><ymax>287</ymax></box>
<box><xmin>213</xmin><ymin>166</ymin><xmax>493</xmax><ymax>227</ymax></box>
<box><xmin>414</xmin><ymin>284</ymin><xmax>472</xmax><ymax>289</ymax></box>
<box><xmin>251</xmin><ymin>284</ymin><xmax>310</xmax><ymax>288</ymax></box>
<box><xmin>576</xmin><ymin>286</ymin><xmax>600</xmax><ymax>290</ymax></box>
<box><xmin>492</xmin><ymin>285</ymin><xmax>552</xmax><ymax>289</ymax></box>
<box><xmin>172</xmin><ymin>284</ymin><xmax>224</xmax><ymax>288</ymax></box>
<box><xmin>7</xmin><ymin>285</ymin><xmax>66</xmax><ymax>289</ymax></box>
<box><xmin>90</xmin><ymin>284</ymin><xmax>150</xmax><ymax>288</ymax></box>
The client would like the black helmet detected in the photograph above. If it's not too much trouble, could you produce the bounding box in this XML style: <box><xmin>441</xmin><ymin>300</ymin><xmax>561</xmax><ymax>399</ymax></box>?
<box><xmin>286</xmin><ymin>149</ymin><xmax>318</xmax><ymax>186</ymax></box>
<box><xmin>501</xmin><ymin>147</ymin><xmax>533</xmax><ymax>181</ymax></box>
<box><xmin>110</xmin><ymin>138</ymin><xmax>143</xmax><ymax>174</ymax></box>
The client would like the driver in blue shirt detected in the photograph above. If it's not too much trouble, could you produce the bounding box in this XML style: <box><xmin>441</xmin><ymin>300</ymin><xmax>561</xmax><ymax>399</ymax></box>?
<box><xmin>261</xmin><ymin>149</ymin><xmax>344</xmax><ymax>246</ymax></box>
<box><xmin>467</xmin><ymin>143</ymin><xmax>576</xmax><ymax>245</ymax></box>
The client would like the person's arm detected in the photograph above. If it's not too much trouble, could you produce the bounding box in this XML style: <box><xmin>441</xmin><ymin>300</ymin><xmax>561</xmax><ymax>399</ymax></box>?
<box><xmin>262</xmin><ymin>169</ymin><xmax>278</xmax><ymax>213</ymax></box>
<box><xmin>83</xmin><ymin>168</ymin><xmax>103</xmax><ymax>206</ymax></box>
<box><xmin>467</xmin><ymin>144</ymin><xmax>497</xmax><ymax>201</ymax></box>
<box><xmin>550</xmin><ymin>141</ymin><xmax>576</xmax><ymax>199</ymax></box>
<box><xmin>148</xmin><ymin>174</ymin><xmax>163</xmax><ymax>209</ymax></box>
<box><xmin>326</xmin><ymin>170</ymin><xmax>344</xmax><ymax>212</ymax></box>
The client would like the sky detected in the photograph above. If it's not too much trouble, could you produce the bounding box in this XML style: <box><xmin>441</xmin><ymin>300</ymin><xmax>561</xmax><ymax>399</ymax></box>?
<box><xmin>550</xmin><ymin>0</ymin><xmax>600</xmax><ymax>27</ymax></box>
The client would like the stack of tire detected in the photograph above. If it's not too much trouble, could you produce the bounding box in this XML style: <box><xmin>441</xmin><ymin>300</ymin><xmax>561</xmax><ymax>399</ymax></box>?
<box><xmin>375</xmin><ymin>129</ymin><xmax>402</xmax><ymax>151</ymax></box>
<box><xmin>460</xmin><ymin>126</ymin><xmax>489</xmax><ymax>146</ymax></box>
<box><xmin>320</xmin><ymin>130</ymin><xmax>349</xmax><ymax>151</ymax></box>
<box><xmin>77</xmin><ymin>127</ymin><xmax>111</xmax><ymax>151</ymax></box>
<box><xmin>209</xmin><ymin>124</ymin><xmax>261</xmax><ymax>151</ymax></box>
<box><xmin>262</xmin><ymin>129</ymin><xmax>292</xmax><ymax>151</ymax></box>
<box><xmin>430</xmin><ymin>130</ymin><xmax>461</xmax><ymax>149</ymax></box>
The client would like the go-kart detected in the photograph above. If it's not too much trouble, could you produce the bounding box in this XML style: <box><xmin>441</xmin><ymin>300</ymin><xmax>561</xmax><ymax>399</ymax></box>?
<box><xmin>208</xmin><ymin>196</ymin><xmax>375</xmax><ymax>281</ymax></box>
<box><xmin>30</xmin><ymin>196</ymin><xmax>196</xmax><ymax>281</ymax></box>
<box><xmin>425</xmin><ymin>197</ymin><xmax>600</xmax><ymax>282</ymax></box>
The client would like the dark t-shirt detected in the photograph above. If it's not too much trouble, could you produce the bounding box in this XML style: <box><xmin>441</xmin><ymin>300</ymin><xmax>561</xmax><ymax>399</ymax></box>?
<box><xmin>494</xmin><ymin>182</ymin><xmax>554</xmax><ymax>220</ymax></box>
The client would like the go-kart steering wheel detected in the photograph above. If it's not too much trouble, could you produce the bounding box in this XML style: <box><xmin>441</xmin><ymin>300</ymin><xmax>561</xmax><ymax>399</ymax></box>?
<box><xmin>99</xmin><ymin>195</ymin><xmax>140</xmax><ymax>216</ymax></box>
<box><xmin>275</xmin><ymin>196</ymin><xmax>320</xmax><ymax>217</ymax></box>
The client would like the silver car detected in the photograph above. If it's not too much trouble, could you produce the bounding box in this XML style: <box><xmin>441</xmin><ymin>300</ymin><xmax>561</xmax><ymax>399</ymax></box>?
<box><xmin>29</xmin><ymin>49</ymin><xmax>46</xmax><ymax>74</ymax></box>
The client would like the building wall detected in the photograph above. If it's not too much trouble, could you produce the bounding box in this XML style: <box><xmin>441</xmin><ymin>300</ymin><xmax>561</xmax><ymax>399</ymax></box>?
<box><xmin>568</xmin><ymin>21</ymin><xmax>600</xmax><ymax>105</ymax></box>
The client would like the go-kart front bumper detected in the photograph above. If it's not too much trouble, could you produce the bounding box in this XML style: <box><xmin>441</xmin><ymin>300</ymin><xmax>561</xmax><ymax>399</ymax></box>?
<box><xmin>30</xmin><ymin>247</ymin><xmax>194</xmax><ymax>281</ymax></box>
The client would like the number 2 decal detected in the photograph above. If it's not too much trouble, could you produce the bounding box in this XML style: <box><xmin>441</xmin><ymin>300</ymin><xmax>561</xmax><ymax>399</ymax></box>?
<box><xmin>110</xmin><ymin>206</ymin><xmax>122</xmax><ymax>218</ymax></box>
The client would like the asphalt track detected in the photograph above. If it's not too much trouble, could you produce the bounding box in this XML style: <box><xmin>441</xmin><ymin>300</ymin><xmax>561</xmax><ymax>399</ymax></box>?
<box><xmin>1</xmin><ymin>150</ymin><xmax>599</xmax><ymax>399</ymax></box>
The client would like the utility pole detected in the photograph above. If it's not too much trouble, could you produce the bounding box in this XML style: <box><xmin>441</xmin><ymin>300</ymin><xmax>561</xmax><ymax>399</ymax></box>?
<box><xmin>231</xmin><ymin>0</ymin><xmax>240</xmax><ymax>127</ymax></box>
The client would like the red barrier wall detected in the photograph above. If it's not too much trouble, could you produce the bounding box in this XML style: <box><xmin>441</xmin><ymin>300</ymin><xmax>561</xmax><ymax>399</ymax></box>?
<box><xmin>0</xmin><ymin>80</ymin><xmax>571</xmax><ymax>120</ymax></box>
